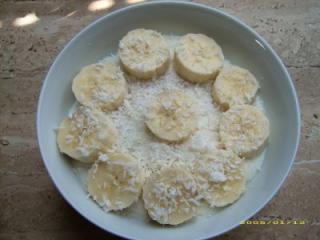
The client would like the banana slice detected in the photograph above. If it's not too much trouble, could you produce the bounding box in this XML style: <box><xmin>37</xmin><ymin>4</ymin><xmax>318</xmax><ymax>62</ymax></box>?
<box><xmin>56</xmin><ymin>106</ymin><xmax>118</xmax><ymax>163</ymax></box>
<box><xmin>212</xmin><ymin>65</ymin><xmax>259</xmax><ymax>110</ymax></box>
<box><xmin>145</xmin><ymin>90</ymin><xmax>198</xmax><ymax>142</ymax></box>
<box><xmin>174</xmin><ymin>33</ymin><xmax>224</xmax><ymax>83</ymax></box>
<box><xmin>119</xmin><ymin>29</ymin><xmax>170</xmax><ymax>80</ymax></box>
<box><xmin>219</xmin><ymin>105</ymin><xmax>270</xmax><ymax>158</ymax></box>
<box><xmin>193</xmin><ymin>149</ymin><xmax>245</xmax><ymax>207</ymax></box>
<box><xmin>142</xmin><ymin>167</ymin><xmax>199</xmax><ymax>225</ymax></box>
<box><xmin>72</xmin><ymin>62</ymin><xmax>127</xmax><ymax>112</ymax></box>
<box><xmin>87</xmin><ymin>152</ymin><xmax>144</xmax><ymax>211</ymax></box>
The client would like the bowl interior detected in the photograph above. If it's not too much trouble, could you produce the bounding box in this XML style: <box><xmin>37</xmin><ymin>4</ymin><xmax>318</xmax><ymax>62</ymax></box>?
<box><xmin>37</xmin><ymin>2</ymin><xmax>300</xmax><ymax>240</ymax></box>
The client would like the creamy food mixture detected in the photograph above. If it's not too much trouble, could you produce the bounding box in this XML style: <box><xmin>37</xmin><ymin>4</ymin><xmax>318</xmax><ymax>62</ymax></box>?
<box><xmin>69</xmin><ymin>36</ymin><xmax>266</xmax><ymax>217</ymax></box>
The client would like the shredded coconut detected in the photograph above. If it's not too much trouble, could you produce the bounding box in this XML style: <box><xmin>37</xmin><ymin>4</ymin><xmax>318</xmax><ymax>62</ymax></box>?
<box><xmin>210</xmin><ymin>171</ymin><xmax>227</xmax><ymax>182</ymax></box>
<box><xmin>98</xmin><ymin>153</ymin><xmax>109</xmax><ymax>162</ymax></box>
<box><xmin>65</xmin><ymin>134</ymin><xmax>74</xmax><ymax>144</ymax></box>
<box><xmin>105</xmin><ymin>36</ymin><xmax>221</xmax><ymax>176</ymax></box>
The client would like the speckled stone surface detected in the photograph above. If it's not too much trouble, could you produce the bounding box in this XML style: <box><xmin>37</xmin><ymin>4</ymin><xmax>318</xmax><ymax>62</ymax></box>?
<box><xmin>0</xmin><ymin>0</ymin><xmax>319</xmax><ymax>239</ymax></box>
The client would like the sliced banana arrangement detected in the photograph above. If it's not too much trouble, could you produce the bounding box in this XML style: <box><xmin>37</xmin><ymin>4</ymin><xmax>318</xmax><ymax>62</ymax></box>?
<box><xmin>119</xmin><ymin>29</ymin><xmax>170</xmax><ymax>80</ymax></box>
<box><xmin>174</xmin><ymin>33</ymin><xmax>224</xmax><ymax>83</ymax></box>
<box><xmin>57</xmin><ymin>106</ymin><xmax>118</xmax><ymax>163</ymax></box>
<box><xmin>193</xmin><ymin>149</ymin><xmax>245</xmax><ymax>207</ymax></box>
<box><xmin>72</xmin><ymin>62</ymin><xmax>127</xmax><ymax>112</ymax></box>
<box><xmin>143</xmin><ymin>167</ymin><xmax>199</xmax><ymax>225</ymax></box>
<box><xmin>145</xmin><ymin>90</ymin><xmax>198</xmax><ymax>143</ymax></box>
<box><xmin>56</xmin><ymin>29</ymin><xmax>271</xmax><ymax>226</ymax></box>
<box><xmin>212</xmin><ymin>65</ymin><xmax>259</xmax><ymax>110</ymax></box>
<box><xmin>87</xmin><ymin>152</ymin><xmax>144</xmax><ymax>211</ymax></box>
<box><xmin>219</xmin><ymin>105</ymin><xmax>270</xmax><ymax>158</ymax></box>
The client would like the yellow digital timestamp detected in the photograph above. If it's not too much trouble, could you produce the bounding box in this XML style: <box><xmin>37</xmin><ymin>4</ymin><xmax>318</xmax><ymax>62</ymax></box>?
<box><xmin>240</xmin><ymin>220</ymin><xmax>305</xmax><ymax>225</ymax></box>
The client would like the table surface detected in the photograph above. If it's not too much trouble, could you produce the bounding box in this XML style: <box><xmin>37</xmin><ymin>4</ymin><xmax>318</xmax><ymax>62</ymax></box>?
<box><xmin>1</xmin><ymin>0</ymin><xmax>319</xmax><ymax>239</ymax></box>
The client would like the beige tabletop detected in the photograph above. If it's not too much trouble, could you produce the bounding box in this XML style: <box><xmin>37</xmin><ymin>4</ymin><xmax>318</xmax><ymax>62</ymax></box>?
<box><xmin>0</xmin><ymin>0</ymin><xmax>319</xmax><ymax>239</ymax></box>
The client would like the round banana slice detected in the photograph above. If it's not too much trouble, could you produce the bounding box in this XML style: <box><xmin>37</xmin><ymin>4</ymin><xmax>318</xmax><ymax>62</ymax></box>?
<box><xmin>193</xmin><ymin>149</ymin><xmax>245</xmax><ymax>207</ymax></box>
<box><xmin>219</xmin><ymin>105</ymin><xmax>270</xmax><ymax>158</ymax></box>
<box><xmin>87</xmin><ymin>152</ymin><xmax>144</xmax><ymax>211</ymax></box>
<box><xmin>174</xmin><ymin>33</ymin><xmax>224</xmax><ymax>83</ymax></box>
<box><xmin>145</xmin><ymin>90</ymin><xmax>198</xmax><ymax>142</ymax></box>
<box><xmin>119</xmin><ymin>29</ymin><xmax>170</xmax><ymax>80</ymax></box>
<box><xmin>212</xmin><ymin>65</ymin><xmax>259</xmax><ymax>110</ymax></box>
<box><xmin>72</xmin><ymin>62</ymin><xmax>127</xmax><ymax>112</ymax></box>
<box><xmin>142</xmin><ymin>167</ymin><xmax>199</xmax><ymax>225</ymax></box>
<box><xmin>56</xmin><ymin>106</ymin><xmax>118</xmax><ymax>163</ymax></box>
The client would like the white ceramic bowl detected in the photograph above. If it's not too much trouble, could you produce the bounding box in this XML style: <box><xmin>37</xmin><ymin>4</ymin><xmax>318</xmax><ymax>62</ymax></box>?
<box><xmin>37</xmin><ymin>1</ymin><xmax>300</xmax><ymax>239</ymax></box>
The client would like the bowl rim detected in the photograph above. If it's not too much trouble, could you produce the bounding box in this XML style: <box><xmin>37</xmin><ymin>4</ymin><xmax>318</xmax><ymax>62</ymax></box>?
<box><xmin>37</xmin><ymin>1</ymin><xmax>301</xmax><ymax>239</ymax></box>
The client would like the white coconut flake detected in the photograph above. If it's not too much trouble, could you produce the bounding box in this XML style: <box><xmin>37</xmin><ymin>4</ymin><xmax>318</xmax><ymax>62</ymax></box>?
<box><xmin>65</xmin><ymin>134</ymin><xmax>74</xmax><ymax>144</ymax></box>
<box><xmin>76</xmin><ymin>145</ymin><xmax>89</xmax><ymax>157</ymax></box>
<box><xmin>98</xmin><ymin>153</ymin><xmax>109</xmax><ymax>162</ymax></box>
<box><xmin>210</xmin><ymin>171</ymin><xmax>227</xmax><ymax>182</ymax></box>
